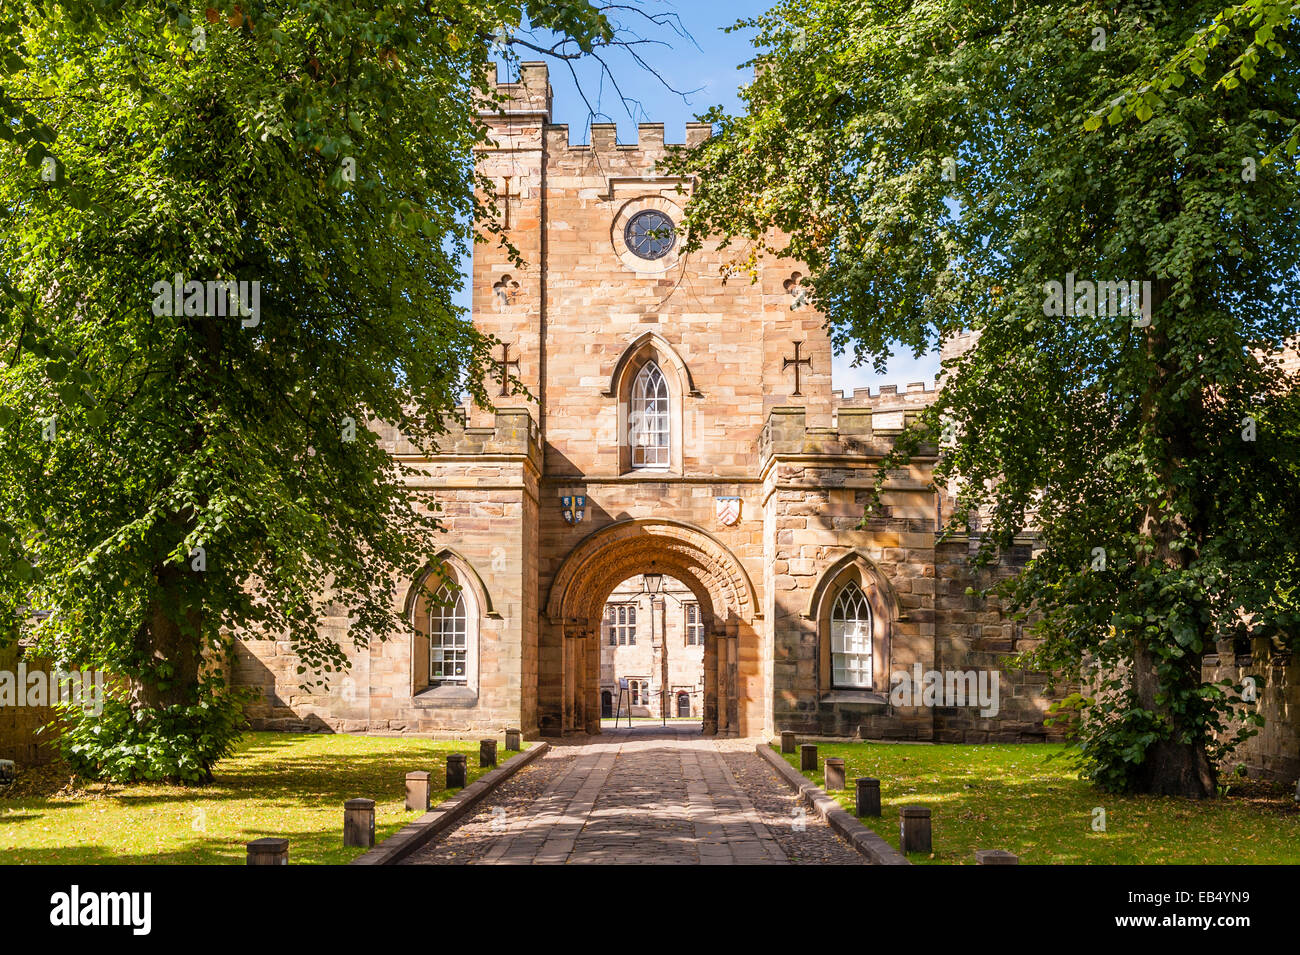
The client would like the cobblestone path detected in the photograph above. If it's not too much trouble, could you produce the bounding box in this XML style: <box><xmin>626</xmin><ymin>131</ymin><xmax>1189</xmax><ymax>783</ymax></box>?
<box><xmin>402</xmin><ymin>726</ymin><xmax>864</xmax><ymax>865</ymax></box>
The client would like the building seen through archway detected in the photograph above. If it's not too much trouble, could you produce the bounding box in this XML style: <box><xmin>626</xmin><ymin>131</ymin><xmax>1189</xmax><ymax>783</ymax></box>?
<box><xmin>599</xmin><ymin>574</ymin><xmax>704</xmax><ymax>724</ymax></box>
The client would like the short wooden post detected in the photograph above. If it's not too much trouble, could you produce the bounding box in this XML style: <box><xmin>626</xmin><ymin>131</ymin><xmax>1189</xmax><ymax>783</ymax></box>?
<box><xmin>824</xmin><ymin>757</ymin><xmax>846</xmax><ymax>790</ymax></box>
<box><xmin>446</xmin><ymin>753</ymin><xmax>468</xmax><ymax>789</ymax></box>
<box><xmin>479</xmin><ymin>738</ymin><xmax>498</xmax><ymax>769</ymax></box>
<box><xmin>855</xmin><ymin>777</ymin><xmax>881</xmax><ymax>817</ymax></box>
<box><xmin>800</xmin><ymin>743</ymin><xmax>817</xmax><ymax>772</ymax></box>
<box><xmin>246</xmin><ymin>837</ymin><xmax>289</xmax><ymax>865</ymax></box>
<box><xmin>975</xmin><ymin>849</ymin><xmax>1019</xmax><ymax>865</ymax></box>
<box><xmin>780</xmin><ymin>731</ymin><xmax>796</xmax><ymax>754</ymax></box>
<box><xmin>505</xmin><ymin>728</ymin><xmax>522</xmax><ymax>752</ymax></box>
<box><xmin>899</xmin><ymin>805</ymin><xmax>932</xmax><ymax>854</ymax></box>
<box><xmin>343</xmin><ymin>798</ymin><xmax>376</xmax><ymax>848</ymax></box>
<box><xmin>405</xmin><ymin>771</ymin><xmax>431</xmax><ymax>812</ymax></box>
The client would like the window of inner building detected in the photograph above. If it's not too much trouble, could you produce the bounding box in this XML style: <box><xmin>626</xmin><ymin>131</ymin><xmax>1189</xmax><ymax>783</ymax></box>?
<box><xmin>830</xmin><ymin>582</ymin><xmax>873</xmax><ymax>689</ymax></box>
<box><xmin>684</xmin><ymin>602</ymin><xmax>704</xmax><ymax>645</ymax></box>
<box><xmin>629</xmin><ymin>678</ymin><xmax>651</xmax><ymax>706</ymax></box>
<box><xmin>630</xmin><ymin>361</ymin><xmax>670</xmax><ymax>468</ymax></box>
<box><xmin>606</xmin><ymin>603</ymin><xmax>637</xmax><ymax>645</ymax></box>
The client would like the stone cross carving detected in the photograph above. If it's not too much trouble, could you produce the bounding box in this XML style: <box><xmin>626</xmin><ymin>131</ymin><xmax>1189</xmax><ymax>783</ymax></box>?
<box><xmin>783</xmin><ymin>341</ymin><xmax>812</xmax><ymax>397</ymax></box>
<box><xmin>493</xmin><ymin>342</ymin><xmax>520</xmax><ymax>397</ymax></box>
<box><xmin>495</xmin><ymin>175</ymin><xmax>521</xmax><ymax>230</ymax></box>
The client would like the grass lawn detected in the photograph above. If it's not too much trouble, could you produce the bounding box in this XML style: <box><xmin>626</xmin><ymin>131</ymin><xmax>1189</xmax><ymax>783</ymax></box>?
<box><xmin>0</xmin><ymin>732</ymin><xmax>518</xmax><ymax>865</ymax></box>
<box><xmin>780</xmin><ymin>741</ymin><xmax>1300</xmax><ymax>865</ymax></box>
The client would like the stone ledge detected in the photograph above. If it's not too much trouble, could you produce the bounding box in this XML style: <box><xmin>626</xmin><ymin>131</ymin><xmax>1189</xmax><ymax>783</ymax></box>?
<box><xmin>756</xmin><ymin>743</ymin><xmax>910</xmax><ymax>866</ymax></box>
<box><xmin>349</xmin><ymin>742</ymin><xmax>549</xmax><ymax>866</ymax></box>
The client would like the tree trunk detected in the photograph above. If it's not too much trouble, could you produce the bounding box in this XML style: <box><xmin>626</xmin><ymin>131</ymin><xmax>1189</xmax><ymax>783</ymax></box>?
<box><xmin>129</xmin><ymin>562</ymin><xmax>202</xmax><ymax>710</ymax></box>
<box><xmin>1128</xmin><ymin>275</ymin><xmax>1216</xmax><ymax>799</ymax></box>
<box><xmin>1129</xmin><ymin>640</ymin><xmax>1217</xmax><ymax>798</ymax></box>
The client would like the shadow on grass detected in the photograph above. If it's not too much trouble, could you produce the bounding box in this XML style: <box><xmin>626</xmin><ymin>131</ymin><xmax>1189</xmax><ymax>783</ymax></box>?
<box><xmin>1</xmin><ymin>733</ymin><xmax>497</xmax><ymax>865</ymax></box>
<box><xmin>777</xmin><ymin>742</ymin><xmax>1300</xmax><ymax>865</ymax></box>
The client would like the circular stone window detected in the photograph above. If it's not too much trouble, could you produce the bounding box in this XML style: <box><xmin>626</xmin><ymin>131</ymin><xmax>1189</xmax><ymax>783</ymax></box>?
<box><xmin>623</xmin><ymin>210</ymin><xmax>677</xmax><ymax>260</ymax></box>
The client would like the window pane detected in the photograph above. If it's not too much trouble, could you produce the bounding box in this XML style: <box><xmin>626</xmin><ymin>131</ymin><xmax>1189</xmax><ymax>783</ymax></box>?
<box><xmin>830</xmin><ymin>583</ymin><xmax>872</xmax><ymax>689</ymax></box>
<box><xmin>631</xmin><ymin>362</ymin><xmax>670</xmax><ymax>468</ymax></box>
<box><xmin>430</xmin><ymin>584</ymin><xmax>470</xmax><ymax>685</ymax></box>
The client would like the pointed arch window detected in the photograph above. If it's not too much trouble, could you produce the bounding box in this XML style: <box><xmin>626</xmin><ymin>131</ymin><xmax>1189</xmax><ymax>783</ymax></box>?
<box><xmin>429</xmin><ymin>584</ymin><xmax>471</xmax><ymax>685</ymax></box>
<box><xmin>630</xmin><ymin>361</ymin><xmax>670</xmax><ymax>468</ymax></box>
<box><xmin>830</xmin><ymin>582</ymin><xmax>873</xmax><ymax>689</ymax></box>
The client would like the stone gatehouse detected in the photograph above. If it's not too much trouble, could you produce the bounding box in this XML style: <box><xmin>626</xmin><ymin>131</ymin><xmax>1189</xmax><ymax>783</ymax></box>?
<box><xmin>231</xmin><ymin>62</ymin><xmax>1063</xmax><ymax>744</ymax></box>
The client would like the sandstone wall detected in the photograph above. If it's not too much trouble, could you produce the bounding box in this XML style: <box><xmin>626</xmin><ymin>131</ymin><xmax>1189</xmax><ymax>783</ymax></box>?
<box><xmin>0</xmin><ymin>643</ymin><xmax>58</xmax><ymax>766</ymax></box>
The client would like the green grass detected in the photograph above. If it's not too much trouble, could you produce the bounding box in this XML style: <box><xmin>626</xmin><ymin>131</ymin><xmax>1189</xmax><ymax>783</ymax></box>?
<box><xmin>780</xmin><ymin>741</ymin><xmax>1300</xmax><ymax>865</ymax></box>
<box><xmin>0</xmin><ymin>732</ymin><xmax>520</xmax><ymax>864</ymax></box>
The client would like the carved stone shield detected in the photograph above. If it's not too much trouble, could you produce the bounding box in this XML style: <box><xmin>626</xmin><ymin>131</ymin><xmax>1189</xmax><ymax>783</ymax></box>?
<box><xmin>715</xmin><ymin>496</ymin><xmax>741</xmax><ymax>526</ymax></box>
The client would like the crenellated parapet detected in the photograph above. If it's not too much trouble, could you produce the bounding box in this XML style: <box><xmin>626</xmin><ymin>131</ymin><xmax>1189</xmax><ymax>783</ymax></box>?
<box><xmin>543</xmin><ymin>118</ymin><xmax>712</xmax><ymax>159</ymax></box>
<box><xmin>376</xmin><ymin>407</ymin><xmax>542</xmax><ymax>467</ymax></box>
<box><xmin>760</xmin><ymin>406</ymin><xmax>933</xmax><ymax>466</ymax></box>
<box><xmin>832</xmin><ymin>381</ymin><xmax>938</xmax><ymax>413</ymax></box>
<box><xmin>481</xmin><ymin>60</ymin><xmax>553</xmax><ymax>118</ymax></box>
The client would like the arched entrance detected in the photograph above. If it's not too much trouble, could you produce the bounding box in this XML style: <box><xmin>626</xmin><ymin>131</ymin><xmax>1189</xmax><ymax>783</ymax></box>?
<box><xmin>543</xmin><ymin>519</ymin><xmax>760</xmax><ymax>737</ymax></box>
<box><xmin>601</xmin><ymin>690</ymin><xmax>613</xmax><ymax>718</ymax></box>
<box><xmin>676</xmin><ymin>691</ymin><xmax>691</xmax><ymax>718</ymax></box>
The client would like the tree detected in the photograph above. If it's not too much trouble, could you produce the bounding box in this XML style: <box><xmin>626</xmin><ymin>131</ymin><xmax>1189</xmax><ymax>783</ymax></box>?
<box><xmin>1114</xmin><ymin>1</ymin><xmax>1299</xmax><ymax>160</ymax></box>
<box><xmin>669</xmin><ymin>0</ymin><xmax>1300</xmax><ymax>797</ymax></box>
<box><xmin>0</xmin><ymin>0</ymin><xmax>620</xmax><ymax>782</ymax></box>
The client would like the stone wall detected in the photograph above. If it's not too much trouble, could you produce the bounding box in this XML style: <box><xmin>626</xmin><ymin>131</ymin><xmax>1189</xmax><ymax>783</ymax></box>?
<box><xmin>1204</xmin><ymin>640</ymin><xmax>1299</xmax><ymax>782</ymax></box>
<box><xmin>760</xmin><ymin>406</ymin><xmax>1068</xmax><ymax>742</ymax></box>
<box><xmin>0</xmin><ymin>642</ymin><xmax>59</xmax><ymax>766</ymax></box>
<box><xmin>234</xmin><ymin>409</ymin><xmax>543</xmax><ymax>738</ymax></box>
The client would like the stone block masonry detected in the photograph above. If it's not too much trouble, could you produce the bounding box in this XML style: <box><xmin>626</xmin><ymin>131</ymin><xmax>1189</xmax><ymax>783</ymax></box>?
<box><xmin>225</xmin><ymin>60</ymin><xmax>1286</xmax><ymax>764</ymax></box>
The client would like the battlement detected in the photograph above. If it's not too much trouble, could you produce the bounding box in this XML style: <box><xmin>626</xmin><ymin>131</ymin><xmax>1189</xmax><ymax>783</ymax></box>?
<box><xmin>542</xmin><ymin>120</ymin><xmax>712</xmax><ymax>154</ymax></box>
<box><xmin>483</xmin><ymin>60</ymin><xmax>553</xmax><ymax>118</ymax></box>
<box><xmin>833</xmin><ymin>381</ymin><xmax>938</xmax><ymax>413</ymax></box>
<box><xmin>760</xmin><ymin>406</ymin><xmax>933</xmax><ymax>465</ymax></box>
<box><xmin>376</xmin><ymin>407</ymin><xmax>542</xmax><ymax>463</ymax></box>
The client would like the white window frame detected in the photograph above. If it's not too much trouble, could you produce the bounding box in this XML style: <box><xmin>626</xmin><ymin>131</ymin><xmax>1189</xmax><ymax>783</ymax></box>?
<box><xmin>684</xmin><ymin>602</ymin><xmax>704</xmax><ymax>645</ymax></box>
<box><xmin>630</xmin><ymin>361</ymin><xmax>670</xmax><ymax>469</ymax></box>
<box><xmin>428</xmin><ymin>579</ymin><xmax>478</xmax><ymax>688</ymax></box>
<box><xmin>830</xmin><ymin>582</ymin><xmax>872</xmax><ymax>689</ymax></box>
<box><xmin>606</xmin><ymin>603</ymin><xmax>637</xmax><ymax>645</ymax></box>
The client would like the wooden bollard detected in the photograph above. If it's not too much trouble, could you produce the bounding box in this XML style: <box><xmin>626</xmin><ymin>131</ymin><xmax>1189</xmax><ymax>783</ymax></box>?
<box><xmin>975</xmin><ymin>849</ymin><xmax>1019</xmax><ymax>865</ymax></box>
<box><xmin>405</xmin><ymin>771</ymin><xmax>431</xmax><ymax>812</ymax></box>
<box><xmin>900</xmin><ymin>805</ymin><xmax>932</xmax><ymax>854</ymax></box>
<box><xmin>246</xmin><ymin>837</ymin><xmax>289</xmax><ymax>865</ymax></box>
<box><xmin>824</xmin><ymin>757</ymin><xmax>846</xmax><ymax>790</ymax></box>
<box><xmin>446</xmin><ymin>753</ymin><xmax>468</xmax><ymax>789</ymax></box>
<box><xmin>780</xmin><ymin>731</ymin><xmax>796</xmax><ymax>754</ymax></box>
<box><xmin>505</xmin><ymin>728</ymin><xmax>521</xmax><ymax>752</ymax></box>
<box><xmin>800</xmin><ymin>743</ymin><xmax>818</xmax><ymax>772</ymax></box>
<box><xmin>855</xmin><ymin>777</ymin><xmax>881</xmax><ymax>817</ymax></box>
<box><xmin>480</xmin><ymin>738</ymin><xmax>498</xmax><ymax>769</ymax></box>
<box><xmin>343</xmin><ymin>798</ymin><xmax>376</xmax><ymax>848</ymax></box>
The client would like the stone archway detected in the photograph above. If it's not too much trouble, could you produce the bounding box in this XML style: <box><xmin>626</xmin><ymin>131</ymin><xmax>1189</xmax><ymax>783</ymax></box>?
<box><xmin>543</xmin><ymin>519</ymin><xmax>760</xmax><ymax>736</ymax></box>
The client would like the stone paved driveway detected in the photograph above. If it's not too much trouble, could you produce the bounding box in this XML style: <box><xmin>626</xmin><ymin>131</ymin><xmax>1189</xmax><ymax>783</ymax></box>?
<box><xmin>402</xmin><ymin>725</ymin><xmax>864</xmax><ymax>865</ymax></box>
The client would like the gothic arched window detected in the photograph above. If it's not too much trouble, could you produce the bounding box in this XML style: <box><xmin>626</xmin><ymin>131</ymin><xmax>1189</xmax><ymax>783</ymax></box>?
<box><xmin>830</xmin><ymin>582</ymin><xmax>873</xmax><ymax>689</ymax></box>
<box><xmin>429</xmin><ymin>583</ymin><xmax>472</xmax><ymax>686</ymax></box>
<box><xmin>629</xmin><ymin>361</ymin><xmax>670</xmax><ymax>468</ymax></box>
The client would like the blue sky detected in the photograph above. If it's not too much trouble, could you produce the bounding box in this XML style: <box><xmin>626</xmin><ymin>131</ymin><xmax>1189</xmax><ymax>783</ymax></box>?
<box><xmin>462</xmin><ymin>0</ymin><xmax>940</xmax><ymax>395</ymax></box>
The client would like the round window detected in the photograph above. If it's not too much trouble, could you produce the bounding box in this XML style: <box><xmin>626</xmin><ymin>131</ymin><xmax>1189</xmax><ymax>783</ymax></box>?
<box><xmin>624</xmin><ymin>210</ymin><xmax>677</xmax><ymax>260</ymax></box>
